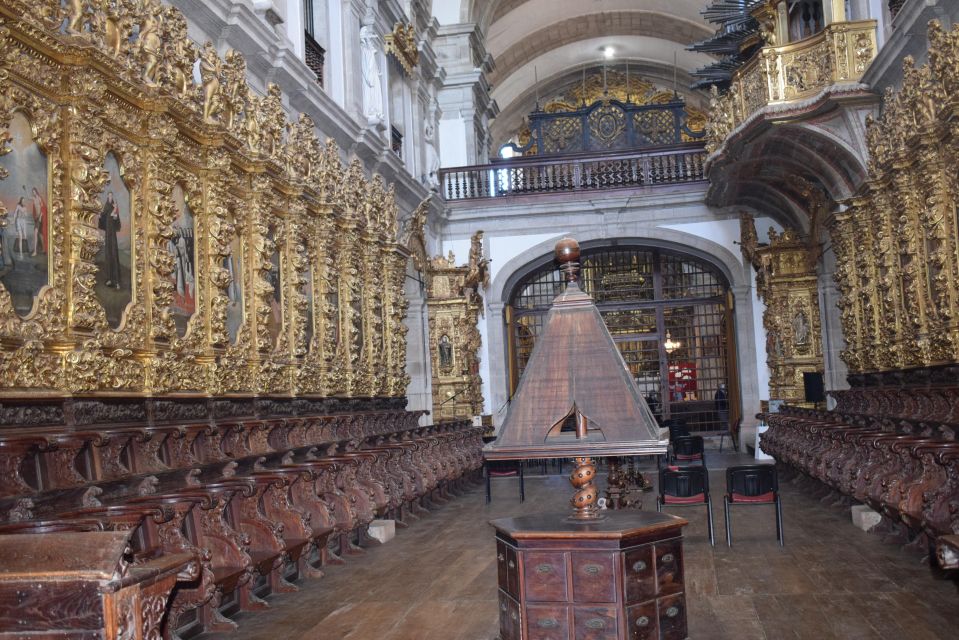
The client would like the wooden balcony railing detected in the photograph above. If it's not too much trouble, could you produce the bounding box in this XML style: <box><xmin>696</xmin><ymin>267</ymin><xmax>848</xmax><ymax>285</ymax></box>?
<box><xmin>439</xmin><ymin>144</ymin><xmax>707</xmax><ymax>201</ymax></box>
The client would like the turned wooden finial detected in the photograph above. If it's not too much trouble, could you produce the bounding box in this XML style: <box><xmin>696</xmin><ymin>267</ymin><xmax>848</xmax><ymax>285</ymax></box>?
<box><xmin>555</xmin><ymin>237</ymin><xmax>581</xmax><ymax>283</ymax></box>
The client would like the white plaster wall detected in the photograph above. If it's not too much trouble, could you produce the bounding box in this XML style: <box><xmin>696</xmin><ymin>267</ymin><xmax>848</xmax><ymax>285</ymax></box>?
<box><xmin>438</xmin><ymin>117</ymin><xmax>471</xmax><ymax>167</ymax></box>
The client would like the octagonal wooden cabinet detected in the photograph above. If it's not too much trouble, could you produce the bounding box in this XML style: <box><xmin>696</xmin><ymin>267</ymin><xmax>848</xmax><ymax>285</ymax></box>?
<box><xmin>491</xmin><ymin>510</ymin><xmax>689</xmax><ymax>640</ymax></box>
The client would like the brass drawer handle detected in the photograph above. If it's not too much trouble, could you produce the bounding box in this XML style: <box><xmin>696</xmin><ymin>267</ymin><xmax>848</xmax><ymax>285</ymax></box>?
<box><xmin>500</xmin><ymin>602</ymin><xmax>507</xmax><ymax>612</ymax></box>
<box><xmin>632</xmin><ymin>560</ymin><xmax>647</xmax><ymax>572</ymax></box>
<box><xmin>661</xmin><ymin>553</ymin><xmax>675</xmax><ymax>563</ymax></box>
<box><xmin>537</xmin><ymin>618</ymin><xmax>559</xmax><ymax>629</ymax></box>
<box><xmin>585</xmin><ymin>618</ymin><xmax>605</xmax><ymax>629</ymax></box>
<box><xmin>535</xmin><ymin>563</ymin><xmax>553</xmax><ymax>574</ymax></box>
<box><xmin>666</xmin><ymin>606</ymin><xmax>680</xmax><ymax>618</ymax></box>
<box><xmin>508</xmin><ymin>560</ymin><xmax>516</xmax><ymax>569</ymax></box>
<box><xmin>510</xmin><ymin>611</ymin><xmax>518</xmax><ymax>621</ymax></box>
<box><xmin>583</xmin><ymin>563</ymin><xmax>602</xmax><ymax>575</ymax></box>
<box><xmin>498</xmin><ymin>553</ymin><xmax>505</xmax><ymax>562</ymax></box>
<box><xmin>635</xmin><ymin>615</ymin><xmax>650</xmax><ymax>627</ymax></box>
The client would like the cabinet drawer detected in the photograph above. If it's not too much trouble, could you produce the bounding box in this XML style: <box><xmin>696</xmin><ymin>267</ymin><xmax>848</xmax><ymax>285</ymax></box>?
<box><xmin>497</xmin><ymin>540</ymin><xmax>509</xmax><ymax>590</ymax></box>
<box><xmin>625</xmin><ymin>600</ymin><xmax>658</xmax><ymax>640</ymax></box>
<box><xmin>623</xmin><ymin>545</ymin><xmax>655</xmax><ymax>604</ymax></box>
<box><xmin>506</xmin><ymin>545</ymin><xmax>519</xmax><ymax>597</ymax></box>
<box><xmin>655</xmin><ymin>539</ymin><xmax>683</xmax><ymax>596</ymax></box>
<box><xmin>526</xmin><ymin>604</ymin><xmax>569</xmax><ymax>640</ymax></box>
<box><xmin>498</xmin><ymin>592</ymin><xmax>521</xmax><ymax>640</ymax></box>
<box><xmin>658</xmin><ymin>593</ymin><xmax>687</xmax><ymax>640</ymax></box>
<box><xmin>571</xmin><ymin>552</ymin><xmax>616</xmax><ymax>603</ymax></box>
<box><xmin>524</xmin><ymin>551</ymin><xmax>568</xmax><ymax>602</ymax></box>
<box><xmin>497</xmin><ymin>540</ymin><xmax>520</xmax><ymax>598</ymax></box>
<box><xmin>573</xmin><ymin>606</ymin><xmax>618</xmax><ymax>640</ymax></box>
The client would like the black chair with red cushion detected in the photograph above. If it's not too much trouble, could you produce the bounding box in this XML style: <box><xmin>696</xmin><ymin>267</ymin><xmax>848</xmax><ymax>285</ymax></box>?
<box><xmin>670</xmin><ymin>435</ymin><xmax>705</xmax><ymax>466</ymax></box>
<box><xmin>723</xmin><ymin>464</ymin><xmax>783</xmax><ymax>547</ymax></box>
<box><xmin>657</xmin><ymin>465</ymin><xmax>715</xmax><ymax>546</ymax></box>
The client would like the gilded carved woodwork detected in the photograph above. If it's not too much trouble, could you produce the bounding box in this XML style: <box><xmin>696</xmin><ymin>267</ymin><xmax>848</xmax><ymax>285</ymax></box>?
<box><xmin>741</xmin><ymin>215</ymin><xmax>823</xmax><ymax>403</ymax></box>
<box><xmin>831</xmin><ymin>21</ymin><xmax>959</xmax><ymax>374</ymax></box>
<box><xmin>426</xmin><ymin>232</ymin><xmax>486</xmax><ymax>421</ymax></box>
<box><xmin>0</xmin><ymin>0</ymin><xmax>410</xmax><ymax>398</ymax></box>
<box><xmin>705</xmin><ymin>20</ymin><xmax>878</xmax><ymax>153</ymax></box>
<box><xmin>383</xmin><ymin>22</ymin><xmax>418</xmax><ymax>76</ymax></box>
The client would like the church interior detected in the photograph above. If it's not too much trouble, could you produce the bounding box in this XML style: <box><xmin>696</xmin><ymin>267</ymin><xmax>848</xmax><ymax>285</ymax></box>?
<box><xmin>0</xmin><ymin>0</ymin><xmax>958</xmax><ymax>638</ymax></box>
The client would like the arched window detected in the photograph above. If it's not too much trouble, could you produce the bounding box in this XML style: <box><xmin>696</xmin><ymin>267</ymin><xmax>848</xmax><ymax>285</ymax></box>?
<box><xmin>506</xmin><ymin>245</ymin><xmax>738</xmax><ymax>432</ymax></box>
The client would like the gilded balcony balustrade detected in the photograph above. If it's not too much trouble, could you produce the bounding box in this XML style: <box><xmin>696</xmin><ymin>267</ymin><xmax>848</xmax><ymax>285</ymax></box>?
<box><xmin>706</xmin><ymin>20</ymin><xmax>878</xmax><ymax>153</ymax></box>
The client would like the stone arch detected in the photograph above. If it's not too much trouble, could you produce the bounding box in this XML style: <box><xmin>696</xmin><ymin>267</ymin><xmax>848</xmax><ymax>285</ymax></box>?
<box><xmin>484</xmin><ymin>228</ymin><xmax>764</xmax><ymax>429</ymax></box>
<box><xmin>489</xmin><ymin>228</ymin><xmax>748</xmax><ymax>306</ymax></box>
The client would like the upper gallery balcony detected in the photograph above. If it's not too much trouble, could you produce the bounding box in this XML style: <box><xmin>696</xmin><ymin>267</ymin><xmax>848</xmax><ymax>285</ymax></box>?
<box><xmin>693</xmin><ymin>1</ymin><xmax>878</xmax><ymax>153</ymax></box>
<box><xmin>440</xmin><ymin>70</ymin><xmax>708</xmax><ymax>202</ymax></box>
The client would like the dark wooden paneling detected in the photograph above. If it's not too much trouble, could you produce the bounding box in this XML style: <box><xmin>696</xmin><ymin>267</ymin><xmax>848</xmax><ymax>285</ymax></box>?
<box><xmin>0</xmin><ymin>581</ymin><xmax>102</xmax><ymax>631</ymax></box>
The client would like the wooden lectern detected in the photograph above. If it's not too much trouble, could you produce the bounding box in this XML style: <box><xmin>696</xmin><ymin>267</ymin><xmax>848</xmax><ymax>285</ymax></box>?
<box><xmin>484</xmin><ymin>238</ymin><xmax>687</xmax><ymax>639</ymax></box>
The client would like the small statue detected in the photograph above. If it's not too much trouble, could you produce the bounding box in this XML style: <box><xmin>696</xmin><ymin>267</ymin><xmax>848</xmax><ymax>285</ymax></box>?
<box><xmin>200</xmin><ymin>42</ymin><xmax>222</xmax><ymax>124</ymax></box>
<box><xmin>66</xmin><ymin>0</ymin><xmax>86</xmax><ymax>35</ymax></box>
<box><xmin>221</xmin><ymin>49</ymin><xmax>247</xmax><ymax>131</ymax></box>
<box><xmin>438</xmin><ymin>334</ymin><xmax>453</xmax><ymax>371</ymax></box>
<box><xmin>360</xmin><ymin>26</ymin><xmax>385</xmax><ymax>124</ymax></box>
<box><xmin>138</xmin><ymin>0</ymin><xmax>163</xmax><ymax>85</ymax></box>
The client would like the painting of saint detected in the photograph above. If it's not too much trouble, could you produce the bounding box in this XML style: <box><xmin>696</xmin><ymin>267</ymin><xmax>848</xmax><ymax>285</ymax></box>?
<box><xmin>266</xmin><ymin>229</ymin><xmax>282</xmax><ymax>344</ymax></box>
<box><xmin>225</xmin><ymin>235</ymin><xmax>243</xmax><ymax>343</ymax></box>
<box><xmin>95</xmin><ymin>153</ymin><xmax>133</xmax><ymax>328</ymax></box>
<box><xmin>0</xmin><ymin>112</ymin><xmax>49</xmax><ymax>316</ymax></box>
<box><xmin>169</xmin><ymin>185</ymin><xmax>196</xmax><ymax>336</ymax></box>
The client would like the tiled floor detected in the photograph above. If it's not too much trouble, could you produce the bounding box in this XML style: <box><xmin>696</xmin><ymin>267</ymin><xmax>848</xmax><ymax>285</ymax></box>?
<box><xmin>201</xmin><ymin>449</ymin><xmax>959</xmax><ymax>639</ymax></box>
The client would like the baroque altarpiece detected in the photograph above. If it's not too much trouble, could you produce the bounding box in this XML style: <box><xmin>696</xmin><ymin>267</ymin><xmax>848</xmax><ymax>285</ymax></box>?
<box><xmin>424</xmin><ymin>231</ymin><xmax>487</xmax><ymax>422</ymax></box>
<box><xmin>0</xmin><ymin>0</ymin><xmax>411</xmax><ymax>400</ymax></box>
<box><xmin>740</xmin><ymin>215</ymin><xmax>823</xmax><ymax>404</ymax></box>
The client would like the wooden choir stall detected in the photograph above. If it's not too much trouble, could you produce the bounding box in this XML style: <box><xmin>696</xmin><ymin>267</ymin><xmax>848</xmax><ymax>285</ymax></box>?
<box><xmin>0</xmin><ymin>1</ymin><xmax>486</xmax><ymax>637</ymax></box>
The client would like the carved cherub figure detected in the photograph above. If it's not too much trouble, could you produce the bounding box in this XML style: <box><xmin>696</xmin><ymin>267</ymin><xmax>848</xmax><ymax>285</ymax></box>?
<box><xmin>200</xmin><ymin>42</ymin><xmax>222</xmax><ymax>123</ymax></box>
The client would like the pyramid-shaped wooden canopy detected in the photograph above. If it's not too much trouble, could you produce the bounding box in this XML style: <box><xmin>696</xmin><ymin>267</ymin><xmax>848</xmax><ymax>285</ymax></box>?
<box><xmin>485</xmin><ymin>239</ymin><xmax>668</xmax><ymax>461</ymax></box>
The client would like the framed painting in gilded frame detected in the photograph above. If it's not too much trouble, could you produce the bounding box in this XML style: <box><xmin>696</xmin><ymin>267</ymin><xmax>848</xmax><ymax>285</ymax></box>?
<box><xmin>0</xmin><ymin>111</ymin><xmax>50</xmax><ymax>318</ymax></box>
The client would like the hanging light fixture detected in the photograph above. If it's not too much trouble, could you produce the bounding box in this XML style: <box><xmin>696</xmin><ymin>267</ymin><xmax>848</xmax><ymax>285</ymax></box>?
<box><xmin>664</xmin><ymin>331</ymin><xmax>681</xmax><ymax>354</ymax></box>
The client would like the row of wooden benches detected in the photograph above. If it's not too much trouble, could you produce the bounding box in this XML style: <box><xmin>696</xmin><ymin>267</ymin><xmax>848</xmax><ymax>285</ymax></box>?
<box><xmin>0</xmin><ymin>414</ymin><xmax>485</xmax><ymax>638</ymax></box>
<box><xmin>761</xmin><ymin>405</ymin><xmax>959</xmax><ymax>569</ymax></box>
<box><xmin>0</xmin><ymin>408</ymin><xmax>423</xmax><ymax>506</ymax></box>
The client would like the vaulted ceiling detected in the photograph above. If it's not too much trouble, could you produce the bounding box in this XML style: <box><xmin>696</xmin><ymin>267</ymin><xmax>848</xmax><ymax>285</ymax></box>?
<box><xmin>433</xmin><ymin>0</ymin><xmax>717</xmax><ymax>142</ymax></box>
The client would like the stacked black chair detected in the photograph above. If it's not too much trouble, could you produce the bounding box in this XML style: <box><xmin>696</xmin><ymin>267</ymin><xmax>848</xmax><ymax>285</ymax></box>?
<box><xmin>723</xmin><ymin>464</ymin><xmax>783</xmax><ymax>547</ymax></box>
<box><xmin>671</xmin><ymin>435</ymin><xmax>705</xmax><ymax>465</ymax></box>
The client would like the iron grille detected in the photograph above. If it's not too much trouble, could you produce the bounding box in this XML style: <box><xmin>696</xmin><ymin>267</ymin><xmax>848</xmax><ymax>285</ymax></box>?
<box><xmin>508</xmin><ymin>245</ymin><xmax>734</xmax><ymax>432</ymax></box>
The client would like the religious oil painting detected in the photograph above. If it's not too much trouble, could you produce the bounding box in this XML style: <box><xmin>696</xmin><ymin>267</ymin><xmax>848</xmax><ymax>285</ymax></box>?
<box><xmin>95</xmin><ymin>152</ymin><xmax>133</xmax><ymax>328</ymax></box>
<box><xmin>0</xmin><ymin>112</ymin><xmax>49</xmax><ymax>316</ymax></box>
<box><xmin>225</xmin><ymin>235</ymin><xmax>243</xmax><ymax>343</ymax></box>
<box><xmin>170</xmin><ymin>184</ymin><xmax>197</xmax><ymax>336</ymax></box>
<box><xmin>267</xmin><ymin>228</ymin><xmax>282</xmax><ymax>344</ymax></box>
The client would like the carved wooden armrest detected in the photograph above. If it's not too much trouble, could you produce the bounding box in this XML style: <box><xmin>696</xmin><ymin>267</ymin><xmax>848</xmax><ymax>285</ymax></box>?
<box><xmin>935</xmin><ymin>535</ymin><xmax>959</xmax><ymax>570</ymax></box>
<box><xmin>0</xmin><ymin>434</ymin><xmax>53</xmax><ymax>497</ymax></box>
